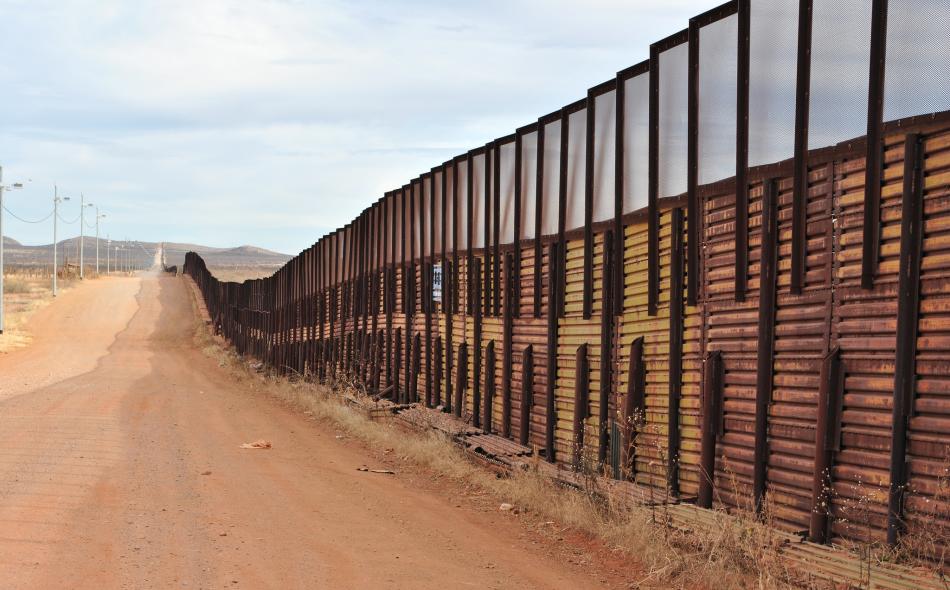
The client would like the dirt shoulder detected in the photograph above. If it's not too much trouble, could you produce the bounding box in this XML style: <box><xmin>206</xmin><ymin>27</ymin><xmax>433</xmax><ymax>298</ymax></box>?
<box><xmin>0</xmin><ymin>273</ymin><xmax>634</xmax><ymax>589</ymax></box>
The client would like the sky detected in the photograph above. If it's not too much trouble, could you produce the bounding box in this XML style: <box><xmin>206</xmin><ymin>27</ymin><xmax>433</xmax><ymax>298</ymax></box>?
<box><xmin>0</xmin><ymin>0</ymin><xmax>709</xmax><ymax>254</ymax></box>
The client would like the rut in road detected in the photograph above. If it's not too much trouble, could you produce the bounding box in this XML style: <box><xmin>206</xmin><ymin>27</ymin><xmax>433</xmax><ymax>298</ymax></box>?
<box><xmin>0</xmin><ymin>273</ymin><xmax>615</xmax><ymax>589</ymax></box>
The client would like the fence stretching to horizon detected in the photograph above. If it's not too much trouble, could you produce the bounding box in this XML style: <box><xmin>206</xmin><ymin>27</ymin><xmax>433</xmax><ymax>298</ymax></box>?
<box><xmin>184</xmin><ymin>0</ymin><xmax>950</xmax><ymax>557</ymax></box>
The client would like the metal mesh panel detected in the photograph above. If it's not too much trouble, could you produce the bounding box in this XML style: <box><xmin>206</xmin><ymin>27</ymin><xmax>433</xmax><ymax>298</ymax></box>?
<box><xmin>566</xmin><ymin>107</ymin><xmax>587</xmax><ymax>231</ymax></box>
<box><xmin>395</xmin><ymin>193</ymin><xmax>403</xmax><ymax>262</ymax></box>
<box><xmin>542</xmin><ymin>119</ymin><xmax>562</xmax><ymax>236</ymax></box>
<box><xmin>699</xmin><ymin>14</ymin><xmax>738</xmax><ymax>185</ymax></box>
<box><xmin>521</xmin><ymin>131</ymin><xmax>538</xmax><ymax>240</ymax></box>
<box><xmin>499</xmin><ymin>141</ymin><xmax>516</xmax><ymax>245</ymax></box>
<box><xmin>456</xmin><ymin>160</ymin><xmax>469</xmax><ymax>250</ymax></box>
<box><xmin>422</xmin><ymin>179</ymin><xmax>431</xmax><ymax>259</ymax></box>
<box><xmin>659</xmin><ymin>43</ymin><xmax>689</xmax><ymax>198</ymax></box>
<box><xmin>593</xmin><ymin>90</ymin><xmax>616</xmax><ymax>222</ymax></box>
<box><xmin>884</xmin><ymin>0</ymin><xmax>950</xmax><ymax>121</ymax></box>
<box><xmin>445</xmin><ymin>168</ymin><xmax>454</xmax><ymax>254</ymax></box>
<box><xmin>338</xmin><ymin>229</ymin><xmax>346</xmax><ymax>279</ymax></box>
<box><xmin>386</xmin><ymin>195</ymin><xmax>395</xmax><ymax>264</ymax></box>
<box><xmin>471</xmin><ymin>153</ymin><xmax>485</xmax><ymax>248</ymax></box>
<box><xmin>809</xmin><ymin>0</ymin><xmax>872</xmax><ymax>149</ymax></box>
<box><xmin>748</xmin><ymin>0</ymin><xmax>798</xmax><ymax>166</ymax></box>
<box><xmin>433</xmin><ymin>171</ymin><xmax>443</xmax><ymax>254</ymax></box>
<box><xmin>623</xmin><ymin>72</ymin><xmax>649</xmax><ymax>213</ymax></box>
<box><xmin>409</xmin><ymin>182</ymin><xmax>425</xmax><ymax>258</ymax></box>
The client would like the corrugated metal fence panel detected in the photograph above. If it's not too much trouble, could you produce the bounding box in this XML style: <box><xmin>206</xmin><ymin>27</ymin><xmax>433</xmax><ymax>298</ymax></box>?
<box><xmin>831</xmin><ymin>133</ymin><xmax>905</xmax><ymax>544</ymax></box>
<box><xmin>511</xmin><ymin>243</ymin><xmax>551</xmax><ymax>450</ymax></box>
<box><xmin>703</xmin><ymin>185</ymin><xmax>758</xmax><ymax>509</ymax></box>
<box><xmin>768</xmin><ymin>162</ymin><xmax>834</xmax><ymax>532</ymax></box>
<box><xmin>680</xmin><ymin>212</ymin><xmax>703</xmax><ymax>499</ymax></box>
<box><xmin>905</xmin><ymin>128</ymin><xmax>950</xmax><ymax>554</ymax></box>
<box><xmin>556</xmin><ymin>238</ymin><xmax>601</xmax><ymax>462</ymax></box>
<box><xmin>617</xmin><ymin>213</ymin><xmax>673</xmax><ymax>490</ymax></box>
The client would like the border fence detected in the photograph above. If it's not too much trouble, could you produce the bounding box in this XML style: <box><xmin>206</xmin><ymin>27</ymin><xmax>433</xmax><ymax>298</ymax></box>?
<box><xmin>185</xmin><ymin>0</ymin><xmax>950</xmax><ymax>556</ymax></box>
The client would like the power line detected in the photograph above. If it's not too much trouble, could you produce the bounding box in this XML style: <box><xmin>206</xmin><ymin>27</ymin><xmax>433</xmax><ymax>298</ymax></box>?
<box><xmin>3</xmin><ymin>205</ymin><xmax>54</xmax><ymax>224</ymax></box>
<box><xmin>57</xmin><ymin>212</ymin><xmax>80</xmax><ymax>224</ymax></box>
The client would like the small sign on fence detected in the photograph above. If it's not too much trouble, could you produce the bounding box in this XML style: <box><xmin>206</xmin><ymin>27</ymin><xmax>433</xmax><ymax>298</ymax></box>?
<box><xmin>432</xmin><ymin>263</ymin><xmax>442</xmax><ymax>302</ymax></box>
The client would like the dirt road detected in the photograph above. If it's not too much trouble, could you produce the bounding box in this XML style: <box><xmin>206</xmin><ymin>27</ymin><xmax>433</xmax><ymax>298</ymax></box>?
<box><xmin>0</xmin><ymin>273</ymin><xmax>618</xmax><ymax>589</ymax></box>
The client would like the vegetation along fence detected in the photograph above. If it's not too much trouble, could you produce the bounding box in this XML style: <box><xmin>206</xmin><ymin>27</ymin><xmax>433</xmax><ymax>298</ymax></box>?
<box><xmin>184</xmin><ymin>0</ymin><xmax>950</xmax><ymax>557</ymax></box>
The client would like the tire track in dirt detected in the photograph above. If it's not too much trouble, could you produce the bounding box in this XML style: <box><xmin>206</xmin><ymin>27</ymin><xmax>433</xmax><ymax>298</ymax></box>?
<box><xmin>0</xmin><ymin>273</ymin><xmax>622</xmax><ymax>589</ymax></box>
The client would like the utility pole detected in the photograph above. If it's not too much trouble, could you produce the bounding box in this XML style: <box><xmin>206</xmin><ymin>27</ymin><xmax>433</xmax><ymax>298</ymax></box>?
<box><xmin>53</xmin><ymin>187</ymin><xmax>69</xmax><ymax>296</ymax></box>
<box><xmin>79</xmin><ymin>194</ymin><xmax>85</xmax><ymax>279</ymax></box>
<box><xmin>1</xmin><ymin>166</ymin><xmax>4</xmax><ymax>334</ymax></box>
<box><xmin>0</xmin><ymin>167</ymin><xmax>23</xmax><ymax>333</ymax></box>
<box><xmin>79</xmin><ymin>195</ymin><xmax>93</xmax><ymax>279</ymax></box>
<box><xmin>95</xmin><ymin>208</ymin><xmax>105</xmax><ymax>275</ymax></box>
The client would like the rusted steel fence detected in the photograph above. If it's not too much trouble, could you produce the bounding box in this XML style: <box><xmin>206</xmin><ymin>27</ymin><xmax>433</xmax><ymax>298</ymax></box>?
<box><xmin>184</xmin><ymin>0</ymin><xmax>950</xmax><ymax>556</ymax></box>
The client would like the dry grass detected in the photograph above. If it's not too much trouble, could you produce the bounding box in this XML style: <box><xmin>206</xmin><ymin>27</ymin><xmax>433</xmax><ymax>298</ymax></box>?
<box><xmin>0</xmin><ymin>273</ymin><xmax>75</xmax><ymax>352</ymax></box>
<box><xmin>192</xmin><ymin>322</ymin><xmax>818</xmax><ymax>589</ymax></box>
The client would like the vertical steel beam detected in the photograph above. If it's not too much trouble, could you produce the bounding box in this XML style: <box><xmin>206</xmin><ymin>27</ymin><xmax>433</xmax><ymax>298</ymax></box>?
<box><xmin>614</xmin><ymin>72</ymin><xmax>626</xmax><ymax>315</ymax></box>
<box><xmin>502</xmin><ymin>253</ymin><xmax>514</xmax><ymax>438</ymax></box>
<box><xmin>736</xmin><ymin>0</ymin><xmax>751</xmax><ymax>301</ymax></box>
<box><xmin>648</xmin><ymin>44</ymin><xmax>660</xmax><ymax>317</ymax></box>
<box><xmin>557</xmin><ymin>110</ymin><xmax>569</xmax><ymax>318</ymax></box>
<box><xmin>545</xmin><ymin>242</ymin><xmax>559</xmax><ymax>463</ymax></box>
<box><xmin>534</xmin><ymin>122</ymin><xmax>545</xmax><ymax>318</ymax></box>
<box><xmin>467</xmin><ymin>153</ymin><xmax>475</xmax><ymax>315</ymax></box>
<box><xmin>861</xmin><ymin>0</ymin><xmax>889</xmax><ymax>290</ymax></box>
<box><xmin>434</xmin><ymin>335</ymin><xmax>443</xmax><ymax>408</ymax></box>
<box><xmin>887</xmin><ymin>133</ymin><xmax>924</xmax><ymax>546</ymax></box>
<box><xmin>520</xmin><ymin>345</ymin><xmax>534</xmax><ymax>447</ymax></box>
<box><xmin>453</xmin><ymin>159</ymin><xmax>460</xmax><ymax>314</ymax></box>
<box><xmin>484</xmin><ymin>145</ymin><xmax>493</xmax><ymax>318</ymax></box>
<box><xmin>454</xmin><ymin>342</ymin><xmax>468</xmax><ymax>419</ymax></box>
<box><xmin>687</xmin><ymin>18</ymin><xmax>701</xmax><ymax>306</ymax></box>
<box><xmin>572</xmin><ymin>343</ymin><xmax>589</xmax><ymax>470</ymax></box>
<box><xmin>493</xmin><ymin>144</ymin><xmax>501</xmax><ymax>317</ymax></box>
<box><xmin>583</xmin><ymin>92</ymin><xmax>595</xmax><ymax>319</ymax></box>
<box><xmin>623</xmin><ymin>337</ymin><xmax>645</xmax><ymax>480</ymax></box>
<box><xmin>598</xmin><ymin>230</ymin><xmax>614</xmax><ymax>464</ymax></box>
<box><xmin>667</xmin><ymin>208</ymin><xmax>685</xmax><ymax>496</ymax></box>
<box><xmin>753</xmin><ymin>178</ymin><xmax>779</xmax><ymax>514</ymax></box>
<box><xmin>484</xmin><ymin>340</ymin><xmax>496</xmax><ymax>434</ymax></box>
<box><xmin>514</xmin><ymin>133</ymin><xmax>523</xmax><ymax>318</ymax></box>
<box><xmin>809</xmin><ymin>346</ymin><xmax>844</xmax><ymax>543</ymax></box>
<box><xmin>698</xmin><ymin>349</ymin><xmax>723</xmax><ymax>508</ymax></box>
<box><xmin>791</xmin><ymin>0</ymin><xmax>813</xmax><ymax>295</ymax></box>
<box><xmin>472</xmin><ymin>258</ymin><xmax>483</xmax><ymax>427</ymax></box>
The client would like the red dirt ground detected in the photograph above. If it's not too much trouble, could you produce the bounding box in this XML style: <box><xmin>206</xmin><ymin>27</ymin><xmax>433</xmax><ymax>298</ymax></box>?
<box><xmin>0</xmin><ymin>272</ymin><xmax>640</xmax><ymax>588</ymax></box>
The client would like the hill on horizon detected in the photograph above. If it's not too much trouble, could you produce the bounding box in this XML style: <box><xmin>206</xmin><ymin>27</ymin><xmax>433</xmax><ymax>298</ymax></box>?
<box><xmin>3</xmin><ymin>236</ymin><xmax>291</xmax><ymax>274</ymax></box>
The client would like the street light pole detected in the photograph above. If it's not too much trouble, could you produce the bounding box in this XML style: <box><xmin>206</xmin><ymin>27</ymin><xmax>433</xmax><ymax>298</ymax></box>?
<box><xmin>79</xmin><ymin>195</ymin><xmax>94</xmax><ymax>280</ymax></box>
<box><xmin>1</xmin><ymin>166</ymin><xmax>4</xmax><ymax>334</ymax></box>
<box><xmin>80</xmin><ymin>193</ymin><xmax>84</xmax><ymax>279</ymax></box>
<box><xmin>0</xmin><ymin>167</ymin><xmax>28</xmax><ymax>335</ymax></box>
<box><xmin>95</xmin><ymin>208</ymin><xmax>105</xmax><ymax>276</ymax></box>
<box><xmin>52</xmin><ymin>187</ymin><xmax>70</xmax><ymax>297</ymax></box>
<box><xmin>53</xmin><ymin>186</ymin><xmax>59</xmax><ymax>296</ymax></box>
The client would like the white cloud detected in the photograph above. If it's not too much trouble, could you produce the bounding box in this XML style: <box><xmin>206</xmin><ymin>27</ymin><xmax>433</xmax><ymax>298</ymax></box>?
<box><xmin>0</xmin><ymin>0</ymin><xmax>718</xmax><ymax>253</ymax></box>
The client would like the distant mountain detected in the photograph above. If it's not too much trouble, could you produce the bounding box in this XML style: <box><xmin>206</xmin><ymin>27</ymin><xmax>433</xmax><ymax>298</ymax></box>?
<box><xmin>2</xmin><ymin>236</ymin><xmax>156</xmax><ymax>270</ymax></box>
<box><xmin>161</xmin><ymin>242</ymin><xmax>290</xmax><ymax>269</ymax></box>
<box><xmin>3</xmin><ymin>237</ymin><xmax>291</xmax><ymax>272</ymax></box>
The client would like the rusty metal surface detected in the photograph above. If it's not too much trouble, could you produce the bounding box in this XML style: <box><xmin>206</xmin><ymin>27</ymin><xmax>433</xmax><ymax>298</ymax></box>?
<box><xmin>182</xmin><ymin>0</ymin><xmax>950</xmax><ymax>575</ymax></box>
